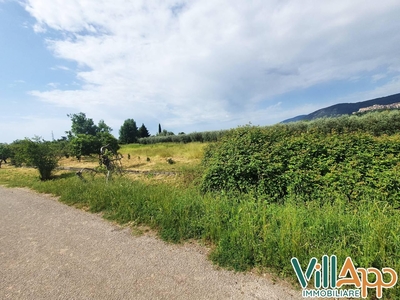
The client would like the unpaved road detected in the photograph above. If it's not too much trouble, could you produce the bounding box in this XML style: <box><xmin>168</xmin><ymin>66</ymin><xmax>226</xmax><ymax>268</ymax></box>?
<box><xmin>0</xmin><ymin>186</ymin><xmax>302</xmax><ymax>299</ymax></box>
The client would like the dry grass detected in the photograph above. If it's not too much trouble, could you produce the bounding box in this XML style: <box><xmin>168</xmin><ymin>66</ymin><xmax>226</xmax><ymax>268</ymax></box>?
<box><xmin>54</xmin><ymin>142</ymin><xmax>208</xmax><ymax>186</ymax></box>
<box><xmin>58</xmin><ymin>142</ymin><xmax>207</xmax><ymax>173</ymax></box>
<box><xmin>58</xmin><ymin>156</ymin><xmax>99</xmax><ymax>169</ymax></box>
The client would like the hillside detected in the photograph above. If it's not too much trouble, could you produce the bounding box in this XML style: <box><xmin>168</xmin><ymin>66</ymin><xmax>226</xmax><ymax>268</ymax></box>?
<box><xmin>281</xmin><ymin>92</ymin><xmax>400</xmax><ymax>123</ymax></box>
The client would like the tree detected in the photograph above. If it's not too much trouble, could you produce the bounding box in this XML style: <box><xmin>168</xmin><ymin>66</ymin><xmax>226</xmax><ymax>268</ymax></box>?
<box><xmin>67</xmin><ymin>112</ymin><xmax>98</xmax><ymax>136</ymax></box>
<box><xmin>9</xmin><ymin>139</ymin><xmax>30</xmax><ymax>167</ymax></box>
<box><xmin>157</xmin><ymin>129</ymin><xmax>175</xmax><ymax>136</ymax></box>
<box><xmin>0</xmin><ymin>143</ymin><xmax>11</xmax><ymax>168</ymax></box>
<box><xmin>97</xmin><ymin>132</ymin><xmax>120</xmax><ymax>153</ymax></box>
<box><xmin>119</xmin><ymin>119</ymin><xmax>138</xmax><ymax>144</ymax></box>
<box><xmin>69</xmin><ymin>134</ymin><xmax>101</xmax><ymax>161</ymax></box>
<box><xmin>97</xmin><ymin>119</ymin><xmax>113</xmax><ymax>133</ymax></box>
<box><xmin>158</xmin><ymin>123</ymin><xmax>162</xmax><ymax>134</ymax></box>
<box><xmin>66</xmin><ymin>113</ymin><xmax>118</xmax><ymax>159</ymax></box>
<box><xmin>138</xmin><ymin>123</ymin><xmax>150</xmax><ymax>138</ymax></box>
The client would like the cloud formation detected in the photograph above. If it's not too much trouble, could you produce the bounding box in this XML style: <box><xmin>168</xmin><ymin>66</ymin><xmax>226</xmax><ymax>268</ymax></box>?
<box><xmin>24</xmin><ymin>0</ymin><xmax>400</xmax><ymax>130</ymax></box>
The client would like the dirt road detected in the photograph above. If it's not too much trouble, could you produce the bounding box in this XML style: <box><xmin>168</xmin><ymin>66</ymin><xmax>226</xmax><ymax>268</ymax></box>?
<box><xmin>0</xmin><ymin>186</ymin><xmax>302</xmax><ymax>299</ymax></box>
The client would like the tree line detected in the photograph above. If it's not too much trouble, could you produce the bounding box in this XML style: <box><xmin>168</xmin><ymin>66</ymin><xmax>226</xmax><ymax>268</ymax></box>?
<box><xmin>0</xmin><ymin>112</ymin><xmax>164</xmax><ymax>179</ymax></box>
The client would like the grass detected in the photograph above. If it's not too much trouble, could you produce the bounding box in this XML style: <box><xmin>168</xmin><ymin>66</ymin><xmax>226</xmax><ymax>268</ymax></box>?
<box><xmin>1</xmin><ymin>140</ymin><xmax>400</xmax><ymax>299</ymax></box>
<box><xmin>119</xmin><ymin>142</ymin><xmax>207</xmax><ymax>159</ymax></box>
<box><xmin>58</xmin><ymin>142</ymin><xmax>207</xmax><ymax>177</ymax></box>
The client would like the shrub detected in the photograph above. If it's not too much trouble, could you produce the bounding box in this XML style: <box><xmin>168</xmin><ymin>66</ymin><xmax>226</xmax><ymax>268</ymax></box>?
<box><xmin>10</xmin><ymin>138</ymin><xmax>59</xmax><ymax>180</ymax></box>
<box><xmin>201</xmin><ymin>125</ymin><xmax>400</xmax><ymax>205</ymax></box>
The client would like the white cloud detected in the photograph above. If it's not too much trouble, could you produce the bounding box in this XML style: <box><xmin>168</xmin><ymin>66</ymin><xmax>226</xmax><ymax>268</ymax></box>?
<box><xmin>23</xmin><ymin>0</ymin><xmax>400</xmax><ymax>130</ymax></box>
<box><xmin>47</xmin><ymin>82</ymin><xmax>59</xmax><ymax>88</ymax></box>
<box><xmin>50</xmin><ymin>65</ymin><xmax>71</xmax><ymax>71</ymax></box>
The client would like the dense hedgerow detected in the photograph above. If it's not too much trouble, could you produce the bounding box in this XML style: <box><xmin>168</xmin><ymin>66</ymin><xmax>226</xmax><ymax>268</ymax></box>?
<box><xmin>137</xmin><ymin>130</ymin><xmax>227</xmax><ymax>144</ymax></box>
<box><xmin>201</xmin><ymin>124</ymin><xmax>400</xmax><ymax>206</ymax></box>
<box><xmin>138</xmin><ymin>109</ymin><xmax>400</xmax><ymax>145</ymax></box>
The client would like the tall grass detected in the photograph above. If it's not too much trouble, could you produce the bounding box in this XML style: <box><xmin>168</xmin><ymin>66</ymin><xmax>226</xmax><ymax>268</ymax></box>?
<box><xmin>1</xmin><ymin>170</ymin><xmax>399</xmax><ymax>298</ymax></box>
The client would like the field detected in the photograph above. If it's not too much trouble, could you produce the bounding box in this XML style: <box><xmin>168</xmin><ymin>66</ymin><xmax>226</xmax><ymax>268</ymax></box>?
<box><xmin>2</xmin><ymin>111</ymin><xmax>400</xmax><ymax>299</ymax></box>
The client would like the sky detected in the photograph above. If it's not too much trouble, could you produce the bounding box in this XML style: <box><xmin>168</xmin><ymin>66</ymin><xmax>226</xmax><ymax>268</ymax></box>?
<box><xmin>1</xmin><ymin>0</ymin><xmax>400</xmax><ymax>143</ymax></box>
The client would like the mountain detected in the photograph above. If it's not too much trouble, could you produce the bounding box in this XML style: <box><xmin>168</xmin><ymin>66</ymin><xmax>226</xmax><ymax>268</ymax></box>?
<box><xmin>281</xmin><ymin>92</ymin><xmax>400</xmax><ymax>123</ymax></box>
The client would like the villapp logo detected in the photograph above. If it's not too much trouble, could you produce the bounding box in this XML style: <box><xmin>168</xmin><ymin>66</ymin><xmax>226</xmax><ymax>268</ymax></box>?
<box><xmin>291</xmin><ymin>255</ymin><xmax>397</xmax><ymax>298</ymax></box>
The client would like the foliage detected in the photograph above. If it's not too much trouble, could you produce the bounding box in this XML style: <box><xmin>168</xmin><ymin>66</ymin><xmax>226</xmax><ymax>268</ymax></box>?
<box><xmin>50</xmin><ymin>137</ymin><xmax>71</xmax><ymax>159</ymax></box>
<box><xmin>138</xmin><ymin>130</ymin><xmax>227</xmax><ymax>144</ymax></box>
<box><xmin>119</xmin><ymin>119</ymin><xmax>138</xmax><ymax>144</ymax></box>
<box><xmin>282</xmin><ymin>109</ymin><xmax>400</xmax><ymax>136</ymax></box>
<box><xmin>201</xmin><ymin>125</ymin><xmax>400</xmax><ymax>207</ymax></box>
<box><xmin>157</xmin><ymin>129</ymin><xmax>175</xmax><ymax>136</ymax></box>
<box><xmin>2</xmin><ymin>171</ymin><xmax>400</xmax><ymax>298</ymax></box>
<box><xmin>67</xmin><ymin>112</ymin><xmax>113</xmax><ymax>137</ymax></box>
<box><xmin>67</xmin><ymin>112</ymin><xmax>99</xmax><ymax>136</ymax></box>
<box><xmin>65</xmin><ymin>113</ymin><xmax>119</xmax><ymax>158</ymax></box>
<box><xmin>138</xmin><ymin>110</ymin><xmax>400</xmax><ymax>145</ymax></box>
<box><xmin>8</xmin><ymin>138</ymin><xmax>59</xmax><ymax>180</ymax></box>
<box><xmin>5</xmin><ymin>109</ymin><xmax>400</xmax><ymax>298</ymax></box>
<box><xmin>138</xmin><ymin>123</ymin><xmax>150</xmax><ymax>138</ymax></box>
<box><xmin>9</xmin><ymin>139</ymin><xmax>31</xmax><ymax>167</ymax></box>
<box><xmin>97</xmin><ymin>119</ymin><xmax>113</xmax><ymax>133</ymax></box>
<box><xmin>97</xmin><ymin>132</ymin><xmax>120</xmax><ymax>153</ymax></box>
<box><xmin>68</xmin><ymin>134</ymin><xmax>101</xmax><ymax>160</ymax></box>
<box><xmin>0</xmin><ymin>143</ymin><xmax>11</xmax><ymax>164</ymax></box>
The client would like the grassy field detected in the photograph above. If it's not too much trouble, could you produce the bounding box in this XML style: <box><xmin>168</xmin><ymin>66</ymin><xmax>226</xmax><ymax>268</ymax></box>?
<box><xmin>58</xmin><ymin>142</ymin><xmax>206</xmax><ymax>172</ymax></box>
<box><xmin>2</xmin><ymin>124</ymin><xmax>400</xmax><ymax>299</ymax></box>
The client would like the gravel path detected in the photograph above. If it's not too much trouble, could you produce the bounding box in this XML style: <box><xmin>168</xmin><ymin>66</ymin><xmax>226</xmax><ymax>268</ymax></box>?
<box><xmin>0</xmin><ymin>186</ymin><xmax>303</xmax><ymax>299</ymax></box>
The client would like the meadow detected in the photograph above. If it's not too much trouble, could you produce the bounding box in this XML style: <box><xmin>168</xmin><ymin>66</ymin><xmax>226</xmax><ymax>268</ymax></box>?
<box><xmin>2</xmin><ymin>110</ymin><xmax>400</xmax><ymax>299</ymax></box>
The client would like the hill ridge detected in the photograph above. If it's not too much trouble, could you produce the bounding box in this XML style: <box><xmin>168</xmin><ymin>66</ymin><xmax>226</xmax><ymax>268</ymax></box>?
<box><xmin>281</xmin><ymin>92</ymin><xmax>400</xmax><ymax>123</ymax></box>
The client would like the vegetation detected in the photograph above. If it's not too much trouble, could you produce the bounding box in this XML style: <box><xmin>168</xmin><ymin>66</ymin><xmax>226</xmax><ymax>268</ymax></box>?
<box><xmin>0</xmin><ymin>143</ymin><xmax>11</xmax><ymax>167</ymax></box>
<box><xmin>138</xmin><ymin>130</ymin><xmax>227</xmax><ymax>144</ymax></box>
<box><xmin>66</xmin><ymin>112</ymin><xmax>120</xmax><ymax>159</ymax></box>
<box><xmin>282</xmin><ymin>91</ymin><xmax>400</xmax><ymax>122</ymax></box>
<box><xmin>3</xmin><ymin>109</ymin><xmax>400</xmax><ymax>298</ymax></box>
<box><xmin>201</xmin><ymin>126</ymin><xmax>400</xmax><ymax>206</ymax></box>
<box><xmin>119</xmin><ymin>119</ymin><xmax>151</xmax><ymax>144</ymax></box>
<box><xmin>138</xmin><ymin>123</ymin><xmax>151</xmax><ymax>138</ymax></box>
<box><xmin>7</xmin><ymin>137</ymin><xmax>59</xmax><ymax>180</ymax></box>
<box><xmin>67</xmin><ymin>112</ymin><xmax>103</xmax><ymax>136</ymax></box>
<box><xmin>281</xmin><ymin>108</ymin><xmax>400</xmax><ymax>136</ymax></box>
<box><xmin>119</xmin><ymin>119</ymin><xmax>139</xmax><ymax>144</ymax></box>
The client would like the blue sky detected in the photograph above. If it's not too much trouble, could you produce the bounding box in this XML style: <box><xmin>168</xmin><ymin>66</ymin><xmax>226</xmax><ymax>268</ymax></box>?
<box><xmin>1</xmin><ymin>0</ymin><xmax>400</xmax><ymax>143</ymax></box>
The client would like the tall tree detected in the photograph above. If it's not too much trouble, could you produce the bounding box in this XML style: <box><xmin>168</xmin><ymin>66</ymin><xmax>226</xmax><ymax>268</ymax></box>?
<box><xmin>138</xmin><ymin>123</ymin><xmax>150</xmax><ymax>138</ymax></box>
<box><xmin>97</xmin><ymin>119</ymin><xmax>113</xmax><ymax>133</ymax></box>
<box><xmin>66</xmin><ymin>113</ymin><xmax>118</xmax><ymax>157</ymax></box>
<box><xmin>157</xmin><ymin>129</ymin><xmax>175</xmax><ymax>136</ymax></box>
<box><xmin>67</xmin><ymin>112</ymin><xmax>98</xmax><ymax>136</ymax></box>
<box><xmin>158</xmin><ymin>123</ymin><xmax>162</xmax><ymax>134</ymax></box>
<box><xmin>119</xmin><ymin>119</ymin><xmax>138</xmax><ymax>144</ymax></box>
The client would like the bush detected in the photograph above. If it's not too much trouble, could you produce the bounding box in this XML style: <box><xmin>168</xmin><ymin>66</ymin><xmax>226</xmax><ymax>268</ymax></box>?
<box><xmin>9</xmin><ymin>138</ymin><xmax>59</xmax><ymax>180</ymax></box>
<box><xmin>137</xmin><ymin>130</ymin><xmax>227</xmax><ymax>144</ymax></box>
<box><xmin>0</xmin><ymin>143</ymin><xmax>11</xmax><ymax>166</ymax></box>
<box><xmin>201</xmin><ymin>125</ymin><xmax>400</xmax><ymax>205</ymax></box>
